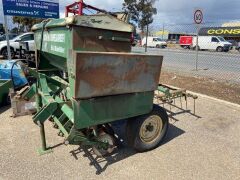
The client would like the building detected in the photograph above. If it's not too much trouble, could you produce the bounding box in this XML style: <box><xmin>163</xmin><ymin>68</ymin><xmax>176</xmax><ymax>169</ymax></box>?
<box><xmin>154</xmin><ymin>30</ymin><xmax>195</xmax><ymax>42</ymax></box>
<box><xmin>198</xmin><ymin>26</ymin><xmax>240</xmax><ymax>42</ymax></box>
<box><xmin>167</xmin><ymin>32</ymin><xmax>195</xmax><ymax>42</ymax></box>
<box><xmin>222</xmin><ymin>22</ymin><xmax>240</xmax><ymax>27</ymax></box>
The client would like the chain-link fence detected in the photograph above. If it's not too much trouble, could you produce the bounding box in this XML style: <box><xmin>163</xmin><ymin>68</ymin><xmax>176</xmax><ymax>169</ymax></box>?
<box><xmin>133</xmin><ymin>21</ymin><xmax>240</xmax><ymax>84</ymax></box>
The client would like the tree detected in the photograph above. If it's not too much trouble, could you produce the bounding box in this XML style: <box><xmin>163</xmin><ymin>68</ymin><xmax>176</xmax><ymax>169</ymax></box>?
<box><xmin>10</xmin><ymin>27</ymin><xmax>19</xmax><ymax>34</ymax></box>
<box><xmin>123</xmin><ymin>0</ymin><xmax>157</xmax><ymax>31</ymax></box>
<box><xmin>12</xmin><ymin>16</ymin><xmax>44</xmax><ymax>32</ymax></box>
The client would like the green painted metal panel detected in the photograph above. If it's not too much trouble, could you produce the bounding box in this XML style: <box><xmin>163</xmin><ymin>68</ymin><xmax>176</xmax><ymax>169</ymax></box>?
<box><xmin>34</xmin><ymin>27</ymin><xmax>72</xmax><ymax>70</ymax></box>
<box><xmin>61</xmin><ymin>104</ymin><xmax>74</xmax><ymax>123</ymax></box>
<box><xmin>32</xmin><ymin>15</ymin><xmax>133</xmax><ymax>32</ymax></box>
<box><xmin>32</xmin><ymin>102</ymin><xmax>58</xmax><ymax>123</ymax></box>
<box><xmin>73</xmin><ymin>91</ymin><xmax>154</xmax><ymax>129</ymax></box>
<box><xmin>0</xmin><ymin>80</ymin><xmax>12</xmax><ymax>105</ymax></box>
<box><xmin>158</xmin><ymin>86</ymin><xmax>171</xmax><ymax>96</ymax></box>
<box><xmin>32</xmin><ymin>15</ymin><xmax>133</xmax><ymax>71</ymax></box>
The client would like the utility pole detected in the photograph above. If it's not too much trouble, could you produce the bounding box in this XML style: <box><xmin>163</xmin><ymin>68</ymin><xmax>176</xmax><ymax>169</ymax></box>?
<box><xmin>3</xmin><ymin>16</ymin><xmax>11</xmax><ymax>60</ymax></box>
<box><xmin>162</xmin><ymin>23</ymin><xmax>165</xmax><ymax>40</ymax></box>
<box><xmin>195</xmin><ymin>25</ymin><xmax>200</xmax><ymax>71</ymax></box>
<box><xmin>145</xmin><ymin>24</ymin><xmax>149</xmax><ymax>52</ymax></box>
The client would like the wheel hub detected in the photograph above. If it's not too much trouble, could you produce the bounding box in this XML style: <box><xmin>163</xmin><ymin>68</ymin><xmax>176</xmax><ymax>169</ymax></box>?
<box><xmin>92</xmin><ymin>134</ymin><xmax>115</xmax><ymax>157</ymax></box>
<box><xmin>140</xmin><ymin>115</ymin><xmax>163</xmax><ymax>143</ymax></box>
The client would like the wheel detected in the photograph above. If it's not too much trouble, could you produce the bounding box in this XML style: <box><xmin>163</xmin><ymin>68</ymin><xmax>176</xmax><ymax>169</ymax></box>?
<box><xmin>2</xmin><ymin>94</ymin><xmax>11</xmax><ymax>106</ymax></box>
<box><xmin>5</xmin><ymin>95</ymin><xmax>11</xmax><ymax>105</ymax></box>
<box><xmin>126</xmin><ymin>105</ymin><xmax>169</xmax><ymax>152</ymax></box>
<box><xmin>156</xmin><ymin>44</ymin><xmax>160</xmax><ymax>48</ymax></box>
<box><xmin>1</xmin><ymin>47</ymin><xmax>15</xmax><ymax>59</ymax></box>
<box><xmin>216</xmin><ymin>46</ymin><xmax>223</xmax><ymax>52</ymax></box>
<box><xmin>93</xmin><ymin>133</ymin><xmax>115</xmax><ymax>157</ymax></box>
<box><xmin>193</xmin><ymin>46</ymin><xmax>200</xmax><ymax>50</ymax></box>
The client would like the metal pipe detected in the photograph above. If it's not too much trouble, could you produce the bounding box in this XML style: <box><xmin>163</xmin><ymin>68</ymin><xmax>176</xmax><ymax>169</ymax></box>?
<box><xmin>195</xmin><ymin>25</ymin><xmax>200</xmax><ymax>71</ymax></box>
<box><xmin>3</xmin><ymin>16</ymin><xmax>11</xmax><ymax>60</ymax></box>
<box><xmin>145</xmin><ymin>24</ymin><xmax>149</xmax><ymax>52</ymax></box>
<box><xmin>78</xmin><ymin>0</ymin><xmax>83</xmax><ymax>15</ymax></box>
<box><xmin>38</xmin><ymin>121</ymin><xmax>47</xmax><ymax>151</ymax></box>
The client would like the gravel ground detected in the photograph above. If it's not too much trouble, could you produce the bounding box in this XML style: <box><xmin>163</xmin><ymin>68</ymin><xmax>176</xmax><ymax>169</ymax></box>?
<box><xmin>0</xmin><ymin>95</ymin><xmax>239</xmax><ymax>180</ymax></box>
<box><xmin>160</xmin><ymin>70</ymin><xmax>240</xmax><ymax>104</ymax></box>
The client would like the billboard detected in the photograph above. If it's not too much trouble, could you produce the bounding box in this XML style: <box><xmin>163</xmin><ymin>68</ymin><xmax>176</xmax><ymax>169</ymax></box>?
<box><xmin>199</xmin><ymin>27</ymin><xmax>240</xmax><ymax>37</ymax></box>
<box><xmin>2</xmin><ymin>0</ymin><xmax>59</xmax><ymax>18</ymax></box>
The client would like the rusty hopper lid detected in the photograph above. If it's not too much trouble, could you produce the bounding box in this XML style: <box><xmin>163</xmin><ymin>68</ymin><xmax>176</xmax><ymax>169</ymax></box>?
<box><xmin>32</xmin><ymin>14</ymin><xmax>134</xmax><ymax>33</ymax></box>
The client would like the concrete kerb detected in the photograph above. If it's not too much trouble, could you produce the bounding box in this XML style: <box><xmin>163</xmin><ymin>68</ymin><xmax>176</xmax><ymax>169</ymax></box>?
<box><xmin>163</xmin><ymin>84</ymin><xmax>240</xmax><ymax>109</ymax></box>
<box><xmin>187</xmin><ymin>90</ymin><xmax>240</xmax><ymax>108</ymax></box>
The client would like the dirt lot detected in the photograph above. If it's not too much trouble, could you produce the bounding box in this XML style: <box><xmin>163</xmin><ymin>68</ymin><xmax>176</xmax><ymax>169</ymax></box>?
<box><xmin>160</xmin><ymin>70</ymin><xmax>240</xmax><ymax>104</ymax></box>
<box><xmin>0</xmin><ymin>94</ymin><xmax>239</xmax><ymax>180</ymax></box>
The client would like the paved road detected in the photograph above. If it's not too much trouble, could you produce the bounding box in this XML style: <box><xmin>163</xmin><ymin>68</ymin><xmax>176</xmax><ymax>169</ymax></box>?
<box><xmin>0</xmin><ymin>95</ymin><xmax>239</xmax><ymax>179</ymax></box>
<box><xmin>133</xmin><ymin>47</ymin><xmax>240</xmax><ymax>84</ymax></box>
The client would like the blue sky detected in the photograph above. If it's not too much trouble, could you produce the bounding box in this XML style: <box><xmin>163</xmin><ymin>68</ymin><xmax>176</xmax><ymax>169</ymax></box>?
<box><xmin>1</xmin><ymin>0</ymin><xmax>240</xmax><ymax>30</ymax></box>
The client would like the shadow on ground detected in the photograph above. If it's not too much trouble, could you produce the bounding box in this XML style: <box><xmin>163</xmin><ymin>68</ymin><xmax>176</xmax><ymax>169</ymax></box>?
<box><xmin>69</xmin><ymin>123</ymin><xmax>185</xmax><ymax>175</ymax></box>
<box><xmin>0</xmin><ymin>105</ymin><xmax>10</xmax><ymax>115</ymax></box>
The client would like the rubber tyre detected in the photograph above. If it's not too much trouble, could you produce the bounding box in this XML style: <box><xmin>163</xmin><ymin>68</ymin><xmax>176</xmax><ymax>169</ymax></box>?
<box><xmin>156</xmin><ymin>44</ymin><xmax>160</xmax><ymax>48</ymax></box>
<box><xmin>1</xmin><ymin>47</ymin><xmax>15</xmax><ymax>59</ymax></box>
<box><xmin>216</xmin><ymin>46</ymin><xmax>223</xmax><ymax>52</ymax></box>
<box><xmin>193</xmin><ymin>46</ymin><xmax>200</xmax><ymax>50</ymax></box>
<box><xmin>2</xmin><ymin>94</ymin><xmax>10</xmax><ymax>106</ymax></box>
<box><xmin>126</xmin><ymin>105</ymin><xmax>169</xmax><ymax>152</ymax></box>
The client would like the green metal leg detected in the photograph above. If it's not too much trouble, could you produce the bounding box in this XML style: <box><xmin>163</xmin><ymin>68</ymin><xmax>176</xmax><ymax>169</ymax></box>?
<box><xmin>36</xmin><ymin>92</ymin><xmax>42</xmax><ymax>111</ymax></box>
<box><xmin>37</xmin><ymin>121</ymin><xmax>53</xmax><ymax>155</ymax></box>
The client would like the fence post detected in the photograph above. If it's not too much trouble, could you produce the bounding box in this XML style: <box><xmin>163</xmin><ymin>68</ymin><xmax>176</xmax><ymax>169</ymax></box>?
<box><xmin>195</xmin><ymin>25</ymin><xmax>200</xmax><ymax>71</ymax></box>
<box><xmin>145</xmin><ymin>24</ymin><xmax>149</xmax><ymax>53</ymax></box>
<box><xmin>3</xmin><ymin>16</ymin><xmax>11</xmax><ymax>60</ymax></box>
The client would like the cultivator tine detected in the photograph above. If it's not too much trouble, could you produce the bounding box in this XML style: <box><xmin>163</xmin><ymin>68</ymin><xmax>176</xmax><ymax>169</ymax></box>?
<box><xmin>169</xmin><ymin>99</ymin><xmax>172</xmax><ymax>111</ymax></box>
<box><xmin>156</xmin><ymin>85</ymin><xmax>198</xmax><ymax>118</ymax></box>
<box><xmin>194</xmin><ymin>99</ymin><xmax>196</xmax><ymax>115</ymax></box>
<box><xmin>185</xmin><ymin>96</ymin><xmax>188</xmax><ymax>109</ymax></box>
<box><xmin>180</xmin><ymin>96</ymin><xmax>183</xmax><ymax>109</ymax></box>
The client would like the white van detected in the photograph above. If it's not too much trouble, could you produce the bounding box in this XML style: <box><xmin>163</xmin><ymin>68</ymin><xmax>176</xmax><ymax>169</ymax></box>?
<box><xmin>142</xmin><ymin>37</ymin><xmax>167</xmax><ymax>48</ymax></box>
<box><xmin>192</xmin><ymin>36</ymin><xmax>232</xmax><ymax>52</ymax></box>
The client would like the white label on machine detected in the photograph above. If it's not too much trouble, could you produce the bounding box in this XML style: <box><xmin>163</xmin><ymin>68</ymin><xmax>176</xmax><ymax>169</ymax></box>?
<box><xmin>50</xmin><ymin>45</ymin><xmax>65</xmax><ymax>53</ymax></box>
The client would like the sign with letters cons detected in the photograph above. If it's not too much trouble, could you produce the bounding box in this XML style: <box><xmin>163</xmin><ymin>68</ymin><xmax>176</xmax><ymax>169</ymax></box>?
<box><xmin>2</xmin><ymin>0</ymin><xmax>59</xmax><ymax>18</ymax></box>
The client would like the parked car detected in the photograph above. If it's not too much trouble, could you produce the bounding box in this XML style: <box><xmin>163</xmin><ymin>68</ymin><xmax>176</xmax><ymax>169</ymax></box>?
<box><xmin>131</xmin><ymin>33</ymin><xmax>141</xmax><ymax>47</ymax></box>
<box><xmin>0</xmin><ymin>34</ymin><xmax>18</xmax><ymax>41</ymax></box>
<box><xmin>179</xmin><ymin>36</ymin><xmax>193</xmax><ymax>49</ymax></box>
<box><xmin>192</xmin><ymin>36</ymin><xmax>232</xmax><ymax>52</ymax></box>
<box><xmin>227</xmin><ymin>39</ymin><xmax>238</xmax><ymax>47</ymax></box>
<box><xmin>0</xmin><ymin>32</ymin><xmax>35</xmax><ymax>59</ymax></box>
<box><xmin>142</xmin><ymin>37</ymin><xmax>167</xmax><ymax>48</ymax></box>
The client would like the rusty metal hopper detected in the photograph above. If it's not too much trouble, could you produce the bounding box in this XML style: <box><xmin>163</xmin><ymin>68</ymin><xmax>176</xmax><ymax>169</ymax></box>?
<box><xmin>69</xmin><ymin>51</ymin><xmax>163</xmax><ymax>99</ymax></box>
